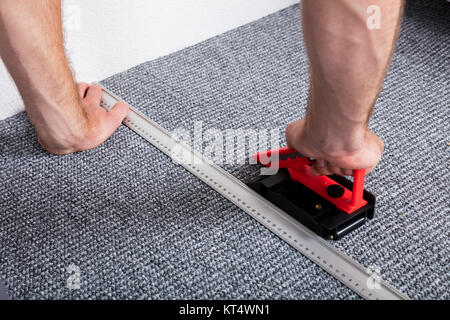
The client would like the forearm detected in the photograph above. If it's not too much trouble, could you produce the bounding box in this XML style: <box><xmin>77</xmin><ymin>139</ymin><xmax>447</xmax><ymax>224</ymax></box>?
<box><xmin>0</xmin><ymin>0</ymin><xmax>86</xmax><ymax>148</ymax></box>
<box><xmin>302</xmin><ymin>0</ymin><xmax>404</xmax><ymax>153</ymax></box>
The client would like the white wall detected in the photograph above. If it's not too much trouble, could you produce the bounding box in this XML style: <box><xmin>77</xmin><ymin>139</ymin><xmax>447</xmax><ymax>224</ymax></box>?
<box><xmin>0</xmin><ymin>0</ymin><xmax>297</xmax><ymax>120</ymax></box>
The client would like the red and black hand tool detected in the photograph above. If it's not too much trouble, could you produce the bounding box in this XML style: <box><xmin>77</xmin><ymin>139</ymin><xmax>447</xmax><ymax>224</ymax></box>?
<box><xmin>248</xmin><ymin>147</ymin><xmax>375</xmax><ymax>240</ymax></box>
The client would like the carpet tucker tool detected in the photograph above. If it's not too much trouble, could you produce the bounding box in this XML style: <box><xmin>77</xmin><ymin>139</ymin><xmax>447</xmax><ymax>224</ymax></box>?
<box><xmin>249</xmin><ymin>148</ymin><xmax>375</xmax><ymax>240</ymax></box>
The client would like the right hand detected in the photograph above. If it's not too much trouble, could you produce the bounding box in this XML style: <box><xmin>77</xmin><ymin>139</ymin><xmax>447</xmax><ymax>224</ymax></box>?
<box><xmin>285</xmin><ymin>118</ymin><xmax>384</xmax><ymax>176</ymax></box>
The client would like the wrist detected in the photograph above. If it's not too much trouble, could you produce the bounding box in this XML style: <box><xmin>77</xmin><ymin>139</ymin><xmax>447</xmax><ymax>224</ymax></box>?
<box><xmin>304</xmin><ymin>111</ymin><xmax>367</xmax><ymax>155</ymax></box>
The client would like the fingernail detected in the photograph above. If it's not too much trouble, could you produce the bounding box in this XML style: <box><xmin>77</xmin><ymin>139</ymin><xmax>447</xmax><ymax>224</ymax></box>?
<box><xmin>317</xmin><ymin>160</ymin><xmax>326</xmax><ymax>167</ymax></box>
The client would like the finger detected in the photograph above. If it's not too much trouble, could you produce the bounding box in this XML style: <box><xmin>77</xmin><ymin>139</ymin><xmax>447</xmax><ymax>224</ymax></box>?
<box><xmin>314</xmin><ymin>162</ymin><xmax>334</xmax><ymax>176</ymax></box>
<box><xmin>84</xmin><ymin>84</ymin><xmax>103</xmax><ymax>106</ymax></box>
<box><xmin>106</xmin><ymin>101</ymin><xmax>130</xmax><ymax>127</ymax></box>
<box><xmin>309</xmin><ymin>165</ymin><xmax>323</xmax><ymax>176</ymax></box>
<box><xmin>317</xmin><ymin>159</ymin><xmax>326</xmax><ymax>168</ymax></box>
<box><xmin>316</xmin><ymin>159</ymin><xmax>334</xmax><ymax>175</ymax></box>
<box><xmin>363</xmin><ymin>167</ymin><xmax>374</xmax><ymax>175</ymax></box>
<box><xmin>76</xmin><ymin>82</ymin><xmax>90</xmax><ymax>99</ymax></box>
<box><xmin>341</xmin><ymin>168</ymin><xmax>354</xmax><ymax>176</ymax></box>
<box><xmin>327</xmin><ymin>164</ymin><xmax>347</xmax><ymax>176</ymax></box>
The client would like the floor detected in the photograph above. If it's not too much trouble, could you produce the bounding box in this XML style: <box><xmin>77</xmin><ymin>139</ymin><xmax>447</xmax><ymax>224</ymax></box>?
<box><xmin>0</xmin><ymin>1</ymin><xmax>448</xmax><ymax>299</ymax></box>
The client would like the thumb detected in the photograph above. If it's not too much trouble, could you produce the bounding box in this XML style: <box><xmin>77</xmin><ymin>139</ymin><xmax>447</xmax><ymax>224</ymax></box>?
<box><xmin>106</xmin><ymin>101</ymin><xmax>130</xmax><ymax>128</ymax></box>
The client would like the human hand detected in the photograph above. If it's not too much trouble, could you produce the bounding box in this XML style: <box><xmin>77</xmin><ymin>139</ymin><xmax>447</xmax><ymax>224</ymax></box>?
<box><xmin>37</xmin><ymin>83</ymin><xmax>129</xmax><ymax>154</ymax></box>
<box><xmin>285</xmin><ymin>118</ymin><xmax>384</xmax><ymax>176</ymax></box>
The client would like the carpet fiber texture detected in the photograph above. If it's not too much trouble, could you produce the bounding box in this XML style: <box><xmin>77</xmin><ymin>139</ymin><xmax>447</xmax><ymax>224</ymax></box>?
<box><xmin>0</xmin><ymin>1</ymin><xmax>449</xmax><ymax>299</ymax></box>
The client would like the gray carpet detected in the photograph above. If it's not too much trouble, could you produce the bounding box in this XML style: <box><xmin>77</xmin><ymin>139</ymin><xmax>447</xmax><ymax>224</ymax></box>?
<box><xmin>0</xmin><ymin>0</ymin><xmax>449</xmax><ymax>299</ymax></box>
